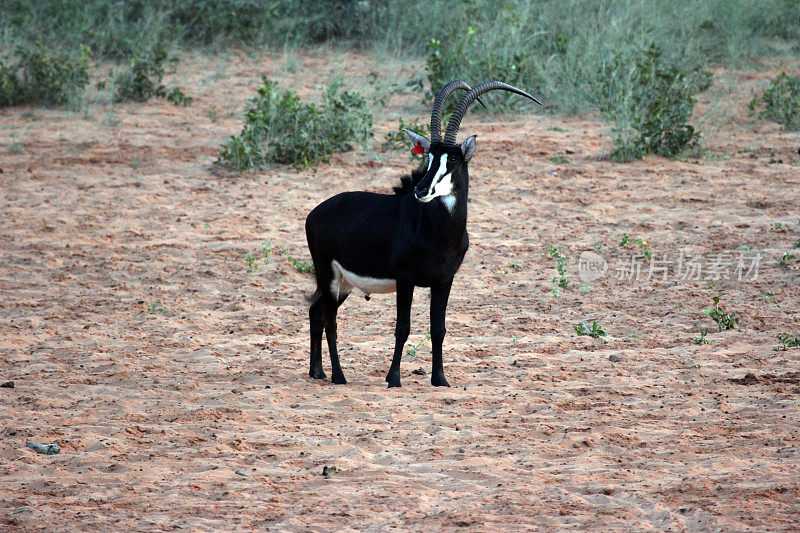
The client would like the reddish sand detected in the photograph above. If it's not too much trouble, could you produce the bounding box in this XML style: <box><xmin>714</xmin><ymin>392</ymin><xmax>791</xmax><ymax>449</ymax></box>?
<box><xmin>1</xmin><ymin>51</ymin><xmax>799</xmax><ymax>531</ymax></box>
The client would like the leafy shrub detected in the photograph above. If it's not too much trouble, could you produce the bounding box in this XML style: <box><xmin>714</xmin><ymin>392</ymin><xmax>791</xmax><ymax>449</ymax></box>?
<box><xmin>425</xmin><ymin>31</ymin><xmax>538</xmax><ymax>112</ymax></box>
<box><xmin>217</xmin><ymin>77</ymin><xmax>372</xmax><ymax>170</ymax></box>
<box><xmin>166</xmin><ymin>87</ymin><xmax>193</xmax><ymax>107</ymax></box>
<box><xmin>575</xmin><ymin>321</ymin><xmax>606</xmax><ymax>338</ymax></box>
<box><xmin>0</xmin><ymin>41</ymin><xmax>90</xmax><ymax>107</ymax></box>
<box><xmin>114</xmin><ymin>44</ymin><xmax>168</xmax><ymax>102</ymax></box>
<box><xmin>704</xmin><ymin>295</ymin><xmax>739</xmax><ymax>331</ymax></box>
<box><xmin>596</xmin><ymin>43</ymin><xmax>708</xmax><ymax>161</ymax></box>
<box><xmin>749</xmin><ymin>72</ymin><xmax>800</xmax><ymax>131</ymax></box>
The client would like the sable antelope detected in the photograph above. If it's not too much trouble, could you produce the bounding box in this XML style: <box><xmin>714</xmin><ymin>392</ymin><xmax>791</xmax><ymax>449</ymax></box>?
<box><xmin>305</xmin><ymin>80</ymin><xmax>542</xmax><ymax>387</ymax></box>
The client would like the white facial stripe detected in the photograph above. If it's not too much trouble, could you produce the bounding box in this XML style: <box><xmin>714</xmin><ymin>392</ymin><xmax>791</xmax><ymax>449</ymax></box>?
<box><xmin>419</xmin><ymin>153</ymin><xmax>451</xmax><ymax>202</ymax></box>
<box><xmin>429</xmin><ymin>153</ymin><xmax>450</xmax><ymax>193</ymax></box>
<box><xmin>427</xmin><ymin>153</ymin><xmax>434</xmax><ymax>171</ymax></box>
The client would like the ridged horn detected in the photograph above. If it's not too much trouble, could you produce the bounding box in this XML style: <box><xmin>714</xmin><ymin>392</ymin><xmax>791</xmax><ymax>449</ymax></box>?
<box><xmin>430</xmin><ymin>81</ymin><xmax>486</xmax><ymax>143</ymax></box>
<box><xmin>443</xmin><ymin>81</ymin><xmax>542</xmax><ymax>145</ymax></box>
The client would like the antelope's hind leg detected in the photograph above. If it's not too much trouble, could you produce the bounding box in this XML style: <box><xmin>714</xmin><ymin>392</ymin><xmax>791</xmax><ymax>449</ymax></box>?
<box><xmin>309</xmin><ymin>295</ymin><xmax>326</xmax><ymax>379</ymax></box>
<box><xmin>323</xmin><ymin>290</ymin><xmax>347</xmax><ymax>385</ymax></box>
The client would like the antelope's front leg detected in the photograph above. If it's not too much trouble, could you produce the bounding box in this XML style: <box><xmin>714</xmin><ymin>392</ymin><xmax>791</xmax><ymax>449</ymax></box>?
<box><xmin>386</xmin><ymin>281</ymin><xmax>414</xmax><ymax>388</ymax></box>
<box><xmin>430</xmin><ymin>280</ymin><xmax>452</xmax><ymax>387</ymax></box>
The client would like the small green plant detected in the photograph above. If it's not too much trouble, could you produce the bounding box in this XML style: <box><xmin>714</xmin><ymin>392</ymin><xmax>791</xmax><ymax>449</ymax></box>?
<box><xmin>146</xmin><ymin>302</ymin><xmax>166</xmax><ymax>314</ymax></box>
<box><xmin>597</xmin><ymin>43</ymin><xmax>707</xmax><ymax>161</ymax></box>
<box><xmin>217</xmin><ymin>77</ymin><xmax>372</xmax><ymax>170</ymax></box>
<box><xmin>406</xmin><ymin>329</ymin><xmax>431</xmax><ymax>357</ymax></box>
<box><xmin>778</xmin><ymin>252</ymin><xmax>796</xmax><ymax>266</ymax></box>
<box><xmin>693</xmin><ymin>328</ymin><xmax>710</xmax><ymax>345</ymax></box>
<box><xmin>773</xmin><ymin>222</ymin><xmax>788</xmax><ymax>232</ymax></box>
<box><xmin>246</xmin><ymin>242</ymin><xmax>273</xmax><ymax>273</ymax></box>
<box><xmin>207</xmin><ymin>104</ymin><xmax>218</xmax><ymax>122</ymax></box>
<box><xmin>245</xmin><ymin>252</ymin><xmax>258</xmax><ymax>274</ymax></box>
<box><xmin>0</xmin><ymin>41</ymin><xmax>90</xmax><ymax>107</ymax></box>
<box><xmin>383</xmin><ymin>117</ymin><xmax>430</xmax><ymax>151</ymax></box>
<box><xmin>549</xmin><ymin>156</ymin><xmax>569</xmax><ymax>164</ymax></box>
<box><xmin>166</xmin><ymin>87</ymin><xmax>193</xmax><ymax>106</ymax></box>
<box><xmin>776</xmin><ymin>333</ymin><xmax>800</xmax><ymax>350</ymax></box>
<box><xmin>749</xmin><ymin>72</ymin><xmax>800</xmax><ymax>131</ymax></box>
<box><xmin>794</xmin><ymin>239</ymin><xmax>800</xmax><ymax>248</ymax></box>
<box><xmin>703</xmin><ymin>295</ymin><xmax>739</xmax><ymax>331</ymax></box>
<box><xmin>114</xmin><ymin>44</ymin><xmax>168</xmax><ymax>102</ymax></box>
<box><xmin>594</xmin><ymin>242</ymin><xmax>604</xmax><ymax>252</ymax></box>
<box><xmin>547</xmin><ymin>245</ymin><xmax>570</xmax><ymax>293</ymax></box>
<box><xmin>762</xmin><ymin>291</ymin><xmax>780</xmax><ymax>308</ymax></box>
<box><xmin>635</xmin><ymin>237</ymin><xmax>651</xmax><ymax>259</ymax></box>
<box><xmin>619</xmin><ymin>233</ymin><xmax>631</xmax><ymax>247</ymax></box>
<box><xmin>511</xmin><ymin>334</ymin><xmax>519</xmax><ymax>345</ymax></box>
<box><xmin>280</xmin><ymin>245</ymin><xmax>314</xmax><ymax>274</ymax></box>
<box><xmin>575</xmin><ymin>321</ymin><xmax>606</xmax><ymax>338</ymax></box>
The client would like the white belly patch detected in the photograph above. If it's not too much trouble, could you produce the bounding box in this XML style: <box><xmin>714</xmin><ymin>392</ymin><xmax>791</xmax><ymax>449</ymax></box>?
<box><xmin>331</xmin><ymin>260</ymin><xmax>396</xmax><ymax>298</ymax></box>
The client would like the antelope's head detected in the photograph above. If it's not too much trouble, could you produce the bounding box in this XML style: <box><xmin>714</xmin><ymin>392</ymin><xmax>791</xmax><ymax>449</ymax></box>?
<box><xmin>403</xmin><ymin>81</ymin><xmax>542</xmax><ymax>211</ymax></box>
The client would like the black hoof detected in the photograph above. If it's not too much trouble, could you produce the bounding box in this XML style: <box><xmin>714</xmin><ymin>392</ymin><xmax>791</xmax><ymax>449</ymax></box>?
<box><xmin>309</xmin><ymin>368</ymin><xmax>327</xmax><ymax>380</ymax></box>
<box><xmin>331</xmin><ymin>374</ymin><xmax>347</xmax><ymax>385</ymax></box>
<box><xmin>386</xmin><ymin>371</ymin><xmax>401</xmax><ymax>388</ymax></box>
<box><xmin>431</xmin><ymin>374</ymin><xmax>450</xmax><ymax>387</ymax></box>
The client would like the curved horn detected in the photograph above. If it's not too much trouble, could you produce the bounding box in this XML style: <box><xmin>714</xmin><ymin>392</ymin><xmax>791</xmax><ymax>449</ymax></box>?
<box><xmin>443</xmin><ymin>81</ymin><xmax>543</xmax><ymax>145</ymax></box>
<box><xmin>430</xmin><ymin>81</ymin><xmax>486</xmax><ymax>143</ymax></box>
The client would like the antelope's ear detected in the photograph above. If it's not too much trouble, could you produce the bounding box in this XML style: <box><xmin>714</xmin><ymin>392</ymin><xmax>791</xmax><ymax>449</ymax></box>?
<box><xmin>461</xmin><ymin>135</ymin><xmax>477</xmax><ymax>162</ymax></box>
<box><xmin>402</xmin><ymin>129</ymin><xmax>430</xmax><ymax>154</ymax></box>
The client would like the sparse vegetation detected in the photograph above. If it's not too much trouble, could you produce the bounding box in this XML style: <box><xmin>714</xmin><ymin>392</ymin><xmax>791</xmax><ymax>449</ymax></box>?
<box><xmin>777</xmin><ymin>333</ymin><xmax>800</xmax><ymax>351</ymax></box>
<box><xmin>547</xmin><ymin>245</ymin><xmax>570</xmax><ymax>297</ymax></box>
<box><xmin>635</xmin><ymin>237</ymin><xmax>652</xmax><ymax>259</ymax></box>
<box><xmin>246</xmin><ymin>242</ymin><xmax>272</xmax><ymax>274</ymax></box>
<box><xmin>778</xmin><ymin>252</ymin><xmax>796</xmax><ymax>266</ymax></box>
<box><xmin>749</xmin><ymin>72</ymin><xmax>800</xmax><ymax>131</ymax></box>
<box><xmin>146</xmin><ymin>302</ymin><xmax>166</xmax><ymax>314</ymax></box>
<box><xmin>217</xmin><ymin>77</ymin><xmax>372</xmax><ymax>171</ymax></box>
<box><xmin>693</xmin><ymin>328</ymin><xmax>710</xmax><ymax>345</ymax></box>
<box><xmin>405</xmin><ymin>329</ymin><xmax>431</xmax><ymax>357</ymax></box>
<box><xmin>575</xmin><ymin>321</ymin><xmax>606</xmax><ymax>338</ymax></box>
<box><xmin>704</xmin><ymin>295</ymin><xmax>739</xmax><ymax>331</ymax></box>
<box><xmin>280</xmin><ymin>245</ymin><xmax>314</xmax><ymax>274</ymax></box>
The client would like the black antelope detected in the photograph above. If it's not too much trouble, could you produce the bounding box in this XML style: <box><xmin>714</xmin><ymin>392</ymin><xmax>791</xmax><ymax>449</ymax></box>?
<box><xmin>305</xmin><ymin>80</ymin><xmax>542</xmax><ymax>387</ymax></box>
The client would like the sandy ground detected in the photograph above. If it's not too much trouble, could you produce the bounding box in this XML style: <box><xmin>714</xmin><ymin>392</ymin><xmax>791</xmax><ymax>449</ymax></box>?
<box><xmin>1</xmin><ymin>51</ymin><xmax>799</xmax><ymax>531</ymax></box>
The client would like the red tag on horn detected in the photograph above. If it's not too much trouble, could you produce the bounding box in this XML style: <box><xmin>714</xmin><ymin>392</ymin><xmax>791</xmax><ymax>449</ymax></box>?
<box><xmin>412</xmin><ymin>141</ymin><xmax>424</xmax><ymax>155</ymax></box>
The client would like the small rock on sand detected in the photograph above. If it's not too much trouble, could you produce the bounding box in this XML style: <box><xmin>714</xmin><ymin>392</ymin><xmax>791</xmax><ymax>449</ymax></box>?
<box><xmin>25</xmin><ymin>441</ymin><xmax>60</xmax><ymax>455</ymax></box>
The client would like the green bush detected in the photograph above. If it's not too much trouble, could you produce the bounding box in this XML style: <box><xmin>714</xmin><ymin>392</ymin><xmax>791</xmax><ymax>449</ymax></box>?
<box><xmin>113</xmin><ymin>44</ymin><xmax>192</xmax><ymax>105</ymax></box>
<box><xmin>749</xmin><ymin>72</ymin><xmax>800</xmax><ymax>131</ymax></box>
<box><xmin>596</xmin><ymin>43</ymin><xmax>708</xmax><ymax>161</ymax></box>
<box><xmin>217</xmin><ymin>77</ymin><xmax>372</xmax><ymax>171</ymax></box>
<box><xmin>425</xmin><ymin>27</ymin><xmax>539</xmax><ymax>112</ymax></box>
<box><xmin>0</xmin><ymin>42</ymin><xmax>90</xmax><ymax>107</ymax></box>
<box><xmin>166</xmin><ymin>87</ymin><xmax>193</xmax><ymax>107</ymax></box>
<box><xmin>114</xmin><ymin>44</ymin><xmax>168</xmax><ymax>102</ymax></box>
